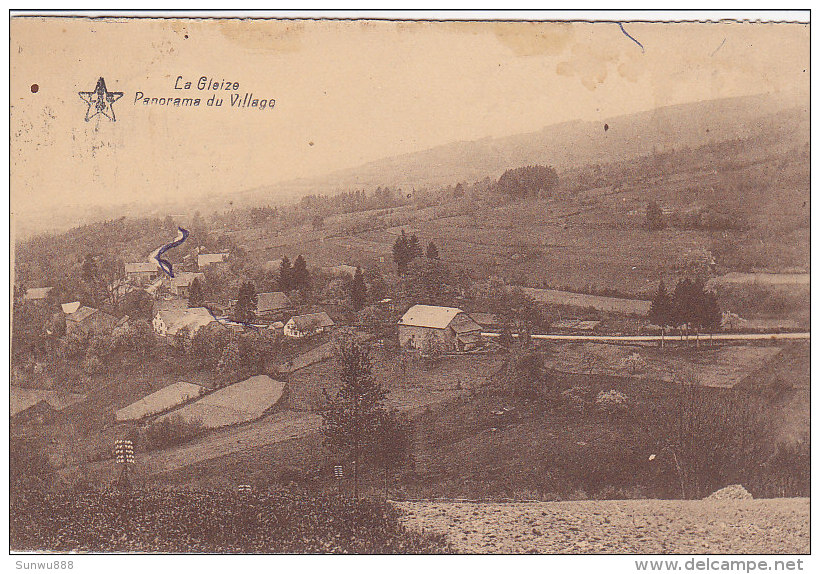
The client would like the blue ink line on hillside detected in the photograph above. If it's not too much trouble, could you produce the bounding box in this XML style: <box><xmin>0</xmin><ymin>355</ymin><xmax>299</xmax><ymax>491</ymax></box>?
<box><xmin>618</xmin><ymin>23</ymin><xmax>645</xmax><ymax>53</ymax></box>
<box><xmin>155</xmin><ymin>227</ymin><xmax>189</xmax><ymax>278</ymax></box>
<box><xmin>711</xmin><ymin>38</ymin><xmax>726</xmax><ymax>57</ymax></box>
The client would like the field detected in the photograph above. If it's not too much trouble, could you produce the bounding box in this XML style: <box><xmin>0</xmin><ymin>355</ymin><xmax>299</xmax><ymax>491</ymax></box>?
<box><xmin>10</xmin><ymin>488</ymin><xmax>449</xmax><ymax>553</ymax></box>
<box><xmin>395</xmin><ymin>498</ymin><xmax>810</xmax><ymax>554</ymax></box>
<box><xmin>10</xmin><ymin>386</ymin><xmax>86</xmax><ymax>416</ymax></box>
<box><xmin>522</xmin><ymin>287</ymin><xmax>650</xmax><ymax>315</ymax></box>
<box><xmin>115</xmin><ymin>381</ymin><xmax>204</xmax><ymax>422</ymax></box>
<box><xmin>156</xmin><ymin>375</ymin><xmax>285</xmax><ymax>428</ymax></box>
<box><xmin>548</xmin><ymin>342</ymin><xmax>784</xmax><ymax>388</ymax></box>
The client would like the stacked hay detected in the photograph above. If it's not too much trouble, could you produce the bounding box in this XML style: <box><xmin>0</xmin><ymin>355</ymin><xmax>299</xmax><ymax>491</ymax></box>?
<box><xmin>705</xmin><ymin>484</ymin><xmax>753</xmax><ymax>500</ymax></box>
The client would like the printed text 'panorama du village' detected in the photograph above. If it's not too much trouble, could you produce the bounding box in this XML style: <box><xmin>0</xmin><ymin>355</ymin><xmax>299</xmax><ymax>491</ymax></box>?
<box><xmin>134</xmin><ymin>76</ymin><xmax>276</xmax><ymax>110</ymax></box>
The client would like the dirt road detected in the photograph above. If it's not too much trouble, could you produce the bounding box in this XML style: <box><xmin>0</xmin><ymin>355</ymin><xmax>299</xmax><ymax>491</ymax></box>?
<box><xmin>484</xmin><ymin>332</ymin><xmax>810</xmax><ymax>343</ymax></box>
<box><xmin>394</xmin><ymin>498</ymin><xmax>810</xmax><ymax>554</ymax></box>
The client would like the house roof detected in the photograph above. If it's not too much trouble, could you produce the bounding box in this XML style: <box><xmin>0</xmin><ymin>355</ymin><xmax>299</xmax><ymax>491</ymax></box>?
<box><xmin>449</xmin><ymin>313</ymin><xmax>482</xmax><ymax>334</ymax></box>
<box><xmin>125</xmin><ymin>262</ymin><xmax>158</xmax><ymax>274</ymax></box>
<box><xmin>61</xmin><ymin>301</ymin><xmax>81</xmax><ymax>314</ymax></box>
<box><xmin>157</xmin><ymin>307</ymin><xmax>216</xmax><ymax>335</ymax></box>
<box><xmin>257</xmin><ymin>292</ymin><xmax>292</xmax><ymax>313</ymax></box>
<box><xmin>398</xmin><ymin>304</ymin><xmax>465</xmax><ymax>329</ymax></box>
<box><xmin>24</xmin><ymin>287</ymin><xmax>52</xmax><ymax>300</ymax></box>
<box><xmin>171</xmin><ymin>272</ymin><xmax>205</xmax><ymax>288</ymax></box>
<box><xmin>66</xmin><ymin>306</ymin><xmax>98</xmax><ymax>323</ymax></box>
<box><xmin>469</xmin><ymin>312</ymin><xmax>500</xmax><ymax>326</ymax></box>
<box><xmin>287</xmin><ymin>311</ymin><xmax>335</xmax><ymax>331</ymax></box>
<box><xmin>197</xmin><ymin>253</ymin><xmax>228</xmax><ymax>267</ymax></box>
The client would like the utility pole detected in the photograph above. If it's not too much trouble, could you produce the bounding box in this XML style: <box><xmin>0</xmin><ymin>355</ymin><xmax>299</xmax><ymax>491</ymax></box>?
<box><xmin>114</xmin><ymin>439</ymin><xmax>135</xmax><ymax>491</ymax></box>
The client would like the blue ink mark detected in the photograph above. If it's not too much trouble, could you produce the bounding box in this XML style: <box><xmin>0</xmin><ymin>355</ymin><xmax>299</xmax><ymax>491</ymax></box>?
<box><xmin>618</xmin><ymin>23</ymin><xmax>645</xmax><ymax>54</ymax></box>
<box><xmin>711</xmin><ymin>38</ymin><xmax>726</xmax><ymax>57</ymax></box>
<box><xmin>155</xmin><ymin>227</ymin><xmax>189</xmax><ymax>278</ymax></box>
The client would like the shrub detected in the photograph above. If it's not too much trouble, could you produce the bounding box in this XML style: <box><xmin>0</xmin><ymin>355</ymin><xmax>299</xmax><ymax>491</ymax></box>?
<box><xmin>621</xmin><ymin>352</ymin><xmax>647</xmax><ymax>374</ymax></box>
<box><xmin>561</xmin><ymin>386</ymin><xmax>591</xmax><ymax>414</ymax></box>
<box><xmin>596</xmin><ymin>390</ymin><xmax>629</xmax><ymax>416</ymax></box>
<box><xmin>144</xmin><ymin>415</ymin><xmax>205</xmax><ymax>451</ymax></box>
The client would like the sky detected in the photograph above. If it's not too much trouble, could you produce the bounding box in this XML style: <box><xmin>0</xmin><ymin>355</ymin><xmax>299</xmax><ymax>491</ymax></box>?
<box><xmin>10</xmin><ymin>18</ymin><xmax>809</xmax><ymax>219</ymax></box>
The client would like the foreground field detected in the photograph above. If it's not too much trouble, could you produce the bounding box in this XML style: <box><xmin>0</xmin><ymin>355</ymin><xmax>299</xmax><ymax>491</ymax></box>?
<box><xmin>11</xmin><ymin>488</ymin><xmax>449</xmax><ymax>553</ymax></box>
<box><xmin>395</xmin><ymin>498</ymin><xmax>810</xmax><ymax>554</ymax></box>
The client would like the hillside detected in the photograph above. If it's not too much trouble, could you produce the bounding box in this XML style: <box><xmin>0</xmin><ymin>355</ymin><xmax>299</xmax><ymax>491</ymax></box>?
<box><xmin>238</xmin><ymin>92</ymin><xmax>807</xmax><ymax>202</ymax></box>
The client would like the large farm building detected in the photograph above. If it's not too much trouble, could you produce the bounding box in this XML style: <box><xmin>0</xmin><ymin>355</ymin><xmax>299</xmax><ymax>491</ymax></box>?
<box><xmin>398</xmin><ymin>304</ymin><xmax>483</xmax><ymax>352</ymax></box>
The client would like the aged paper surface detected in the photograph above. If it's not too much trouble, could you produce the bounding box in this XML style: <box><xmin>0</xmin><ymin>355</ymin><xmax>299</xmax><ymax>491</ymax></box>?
<box><xmin>9</xmin><ymin>14</ymin><xmax>810</xmax><ymax>559</ymax></box>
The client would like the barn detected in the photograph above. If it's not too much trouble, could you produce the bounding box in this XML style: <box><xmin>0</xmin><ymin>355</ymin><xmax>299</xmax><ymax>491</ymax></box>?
<box><xmin>398</xmin><ymin>304</ymin><xmax>483</xmax><ymax>352</ymax></box>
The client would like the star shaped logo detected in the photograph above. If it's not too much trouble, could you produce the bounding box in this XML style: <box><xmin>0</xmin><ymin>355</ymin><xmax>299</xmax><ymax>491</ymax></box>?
<box><xmin>78</xmin><ymin>77</ymin><xmax>123</xmax><ymax>122</ymax></box>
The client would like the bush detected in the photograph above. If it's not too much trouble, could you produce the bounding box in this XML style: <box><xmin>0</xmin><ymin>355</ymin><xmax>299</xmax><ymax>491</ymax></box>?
<box><xmin>596</xmin><ymin>390</ymin><xmax>629</xmax><ymax>416</ymax></box>
<box><xmin>561</xmin><ymin>386</ymin><xmax>591</xmax><ymax>414</ymax></box>
<box><xmin>620</xmin><ymin>352</ymin><xmax>647</xmax><ymax>374</ymax></box>
<box><xmin>10</xmin><ymin>487</ymin><xmax>450</xmax><ymax>553</ymax></box>
<box><xmin>144</xmin><ymin>415</ymin><xmax>205</xmax><ymax>451</ymax></box>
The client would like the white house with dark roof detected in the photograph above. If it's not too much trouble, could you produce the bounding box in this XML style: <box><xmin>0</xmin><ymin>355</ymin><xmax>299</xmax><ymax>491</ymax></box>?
<box><xmin>125</xmin><ymin>262</ymin><xmax>159</xmax><ymax>286</ymax></box>
<box><xmin>197</xmin><ymin>252</ymin><xmax>229</xmax><ymax>268</ymax></box>
<box><xmin>152</xmin><ymin>307</ymin><xmax>216</xmax><ymax>337</ymax></box>
<box><xmin>398</xmin><ymin>304</ymin><xmax>483</xmax><ymax>352</ymax></box>
<box><xmin>283</xmin><ymin>311</ymin><xmax>335</xmax><ymax>339</ymax></box>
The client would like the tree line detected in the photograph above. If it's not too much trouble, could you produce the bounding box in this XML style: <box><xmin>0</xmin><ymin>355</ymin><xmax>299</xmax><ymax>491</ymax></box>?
<box><xmin>648</xmin><ymin>278</ymin><xmax>721</xmax><ymax>334</ymax></box>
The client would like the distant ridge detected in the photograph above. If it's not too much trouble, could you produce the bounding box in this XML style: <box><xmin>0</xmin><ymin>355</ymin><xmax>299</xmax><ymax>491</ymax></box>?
<box><xmin>238</xmin><ymin>91</ymin><xmax>807</xmax><ymax>202</ymax></box>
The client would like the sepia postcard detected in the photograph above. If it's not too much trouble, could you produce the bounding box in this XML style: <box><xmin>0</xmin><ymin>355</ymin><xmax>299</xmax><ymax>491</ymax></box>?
<box><xmin>8</xmin><ymin>10</ymin><xmax>811</xmax><ymax>564</ymax></box>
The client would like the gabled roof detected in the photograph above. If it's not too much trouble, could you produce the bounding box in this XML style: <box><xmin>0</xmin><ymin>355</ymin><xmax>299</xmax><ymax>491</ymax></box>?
<box><xmin>61</xmin><ymin>301</ymin><xmax>81</xmax><ymax>314</ymax></box>
<box><xmin>171</xmin><ymin>272</ymin><xmax>205</xmax><ymax>288</ymax></box>
<box><xmin>257</xmin><ymin>292</ymin><xmax>292</xmax><ymax>313</ymax></box>
<box><xmin>287</xmin><ymin>311</ymin><xmax>334</xmax><ymax>331</ymax></box>
<box><xmin>125</xmin><ymin>262</ymin><xmax>158</xmax><ymax>274</ymax></box>
<box><xmin>398</xmin><ymin>304</ymin><xmax>465</xmax><ymax>329</ymax></box>
<box><xmin>24</xmin><ymin>287</ymin><xmax>52</xmax><ymax>300</ymax></box>
<box><xmin>157</xmin><ymin>307</ymin><xmax>216</xmax><ymax>335</ymax></box>
<box><xmin>197</xmin><ymin>253</ymin><xmax>229</xmax><ymax>267</ymax></box>
<box><xmin>66</xmin><ymin>306</ymin><xmax>98</xmax><ymax>323</ymax></box>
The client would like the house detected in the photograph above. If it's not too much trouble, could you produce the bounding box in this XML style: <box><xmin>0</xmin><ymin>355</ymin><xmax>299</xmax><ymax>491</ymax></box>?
<box><xmin>152</xmin><ymin>307</ymin><xmax>216</xmax><ymax>337</ymax></box>
<box><xmin>256</xmin><ymin>292</ymin><xmax>294</xmax><ymax>321</ymax></box>
<box><xmin>167</xmin><ymin>272</ymin><xmax>205</xmax><ymax>298</ymax></box>
<box><xmin>61</xmin><ymin>301</ymin><xmax>81</xmax><ymax>315</ymax></box>
<box><xmin>469</xmin><ymin>312</ymin><xmax>502</xmax><ymax>331</ymax></box>
<box><xmin>284</xmin><ymin>311</ymin><xmax>335</xmax><ymax>339</ymax></box>
<box><xmin>197</xmin><ymin>252</ymin><xmax>229</xmax><ymax>268</ymax></box>
<box><xmin>398</xmin><ymin>304</ymin><xmax>483</xmax><ymax>352</ymax></box>
<box><xmin>65</xmin><ymin>306</ymin><xmax>118</xmax><ymax>336</ymax></box>
<box><xmin>24</xmin><ymin>287</ymin><xmax>53</xmax><ymax>302</ymax></box>
<box><xmin>125</xmin><ymin>262</ymin><xmax>159</xmax><ymax>286</ymax></box>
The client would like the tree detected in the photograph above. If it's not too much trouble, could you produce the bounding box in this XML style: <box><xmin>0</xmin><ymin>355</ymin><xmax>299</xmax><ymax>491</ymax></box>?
<box><xmin>392</xmin><ymin>230</ymin><xmax>411</xmax><ymax>275</ymax></box>
<box><xmin>649</xmin><ymin>281</ymin><xmax>672</xmax><ymax>328</ymax></box>
<box><xmin>217</xmin><ymin>334</ymin><xmax>242</xmax><ymax>382</ymax></box>
<box><xmin>278</xmin><ymin>256</ymin><xmax>293</xmax><ymax>292</ymax></box>
<box><xmin>234</xmin><ymin>281</ymin><xmax>257</xmax><ymax>324</ymax></box>
<box><xmin>425</xmin><ymin>241</ymin><xmax>440</xmax><ymax>260</ymax></box>
<box><xmin>373</xmin><ymin>409</ymin><xmax>412</xmax><ymax>499</ymax></box>
<box><xmin>292</xmin><ymin>254</ymin><xmax>310</xmax><ymax>291</ymax></box>
<box><xmin>408</xmin><ymin>234</ymin><xmax>422</xmax><ymax>260</ymax></box>
<box><xmin>321</xmin><ymin>333</ymin><xmax>387</xmax><ymax>498</ymax></box>
<box><xmin>400</xmin><ymin>258</ymin><xmax>465</xmax><ymax>307</ymax></box>
<box><xmin>188</xmin><ymin>277</ymin><xmax>205</xmax><ymax>308</ymax></box>
<box><xmin>350</xmin><ymin>267</ymin><xmax>368</xmax><ymax>311</ymax></box>
<box><xmin>646</xmin><ymin>200</ymin><xmax>667</xmax><ymax>231</ymax></box>
<box><xmin>495</xmin><ymin>165</ymin><xmax>559</xmax><ymax>198</ymax></box>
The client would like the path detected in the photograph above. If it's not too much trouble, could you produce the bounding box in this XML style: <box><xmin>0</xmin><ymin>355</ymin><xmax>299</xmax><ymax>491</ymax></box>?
<box><xmin>484</xmin><ymin>332</ymin><xmax>810</xmax><ymax>343</ymax></box>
